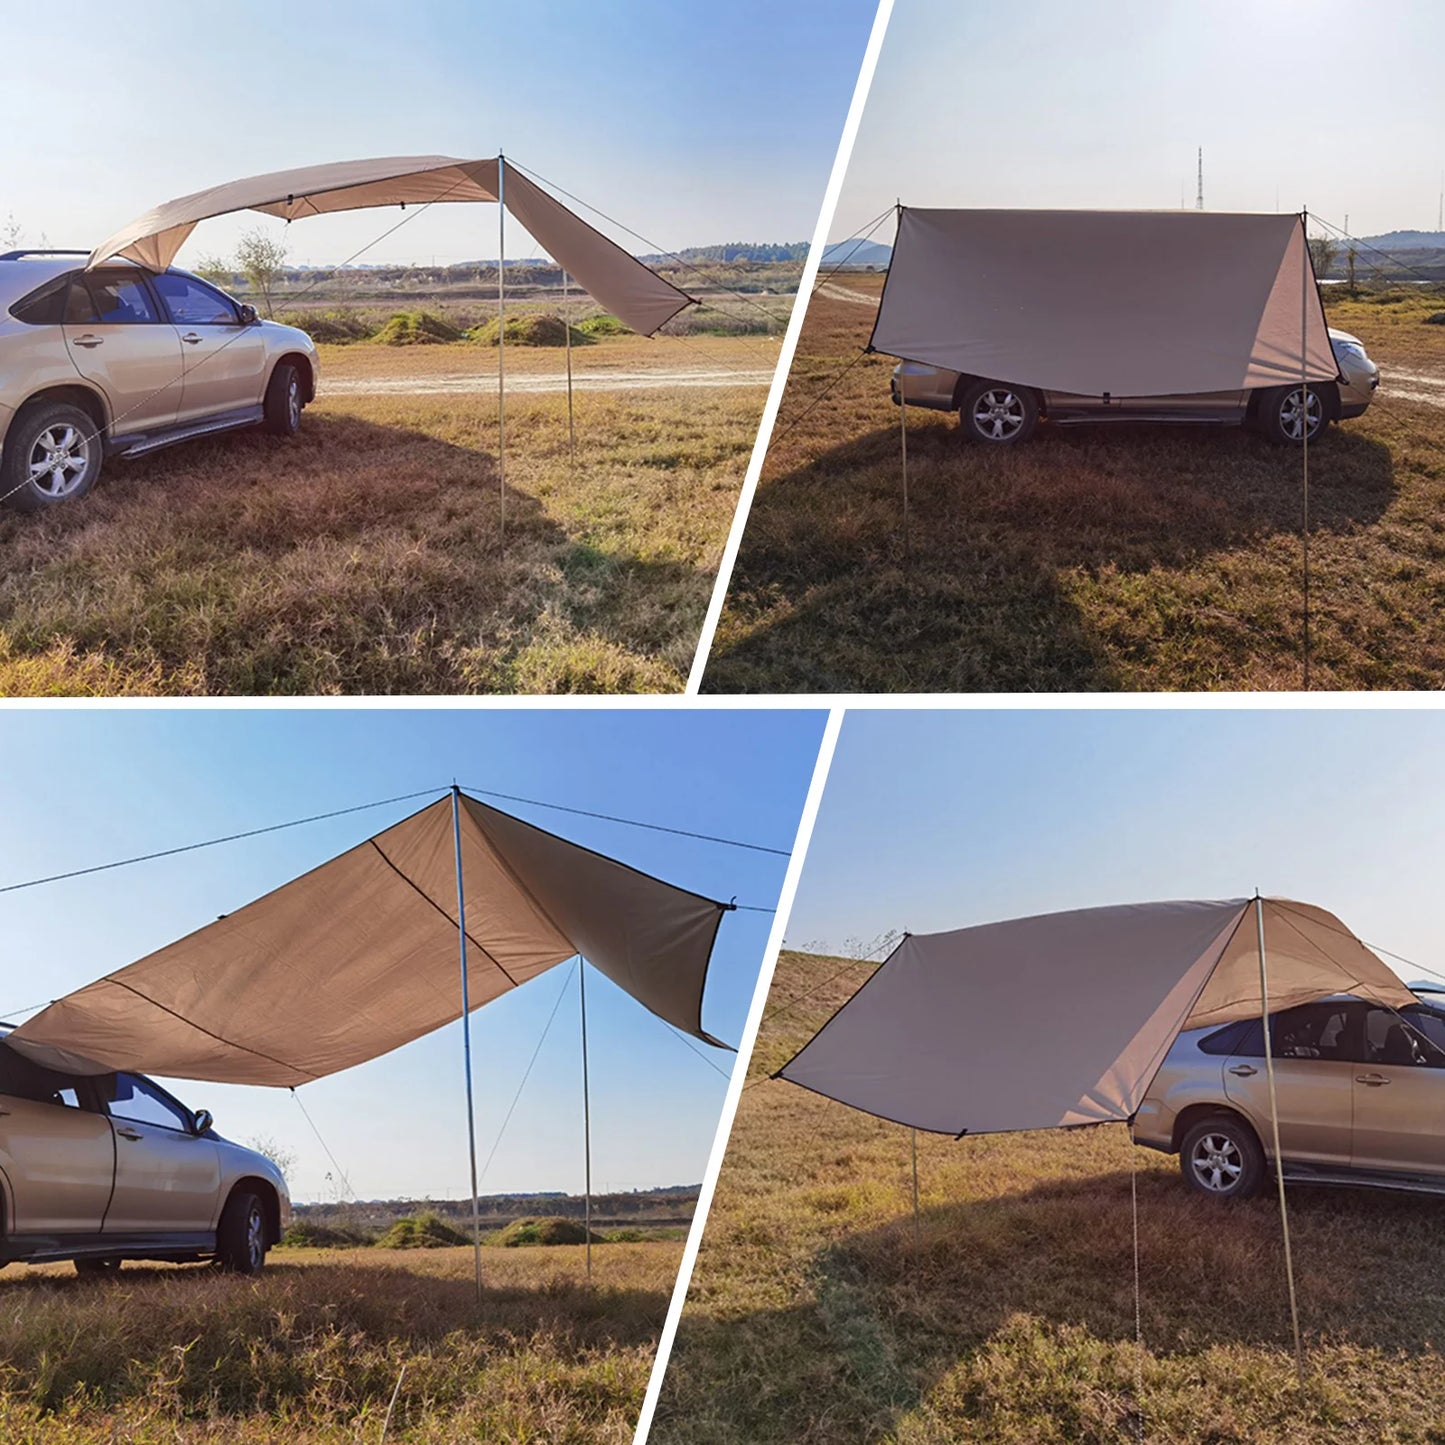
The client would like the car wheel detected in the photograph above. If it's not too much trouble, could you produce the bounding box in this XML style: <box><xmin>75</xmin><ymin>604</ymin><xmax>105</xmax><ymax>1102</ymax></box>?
<box><xmin>74</xmin><ymin>1257</ymin><xmax>123</xmax><ymax>1278</ymax></box>
<box><xmin>1</xmin><ymin>401</ymin><xmax>104</xmax><ymax>513</ymax></box>
<box><xmin>1179</xmin><ymin>1114</ymin><xmax>1266</xmax><ymax>1200</ymax></box>
<box><xmin>216</xmin><ymin>1188</ymin><xmax>268</xmax><ymax>1274</ymax></box>
<box><xmin>1256</xmin><ymin>384</ymin><xmax>1327</xmax><ymax>445</ymax></box>
<box><xmin>262</xmin><ymin>362</ymin><xmax>304</xmax><ymax>437</ymax></box>
<box><xmin>958</xmin><ymin>378</ymin><xmax>1039</xmax><ymax>444</ymax></box>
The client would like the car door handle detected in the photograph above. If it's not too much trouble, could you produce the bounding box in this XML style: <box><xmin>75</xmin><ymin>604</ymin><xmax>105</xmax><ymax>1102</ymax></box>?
<box><xmin>1228</xmin><ymin>1064</ymin><xmax>1258</xmax><ymax>1076</ymax></box>
<box><xmin>115</xmin><ymin>1126</ymin><xmax>144</xmax><ymax>1140</ymax></box>
<box><xmin>1355</xmin><ymin>1073</ymin><xmax>1391</xmax><ymax>1086</ymax></box>
<box><xmin>72</xmin><ymin>334</ymin><xmax>103</xmax><ymax>348</ymax></box>
<box><xmin>180</xmin><ymin>333</ymin><xmax>202</xmax><ymax>345</ymax></box>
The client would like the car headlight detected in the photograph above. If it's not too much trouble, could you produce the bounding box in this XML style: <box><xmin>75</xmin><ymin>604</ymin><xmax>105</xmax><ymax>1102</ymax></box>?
<box><xmin>1333</xmin><ymin>340</ymin><xmax>1368</xmax><ymax>365</ymax></box>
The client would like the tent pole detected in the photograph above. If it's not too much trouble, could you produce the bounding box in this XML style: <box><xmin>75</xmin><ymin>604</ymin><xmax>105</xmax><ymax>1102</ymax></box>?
<box><xmin>1300</xmin><ymin>211</ymin><xmax>1311</xmax><ymax>691</ymax></box>
<box><xmin>563</xmin><ymin>270</ymin><xmax>576</xmax><ymax>462</ymax></box>
<box><xmin>899</xmin><ymin>379</ymin><xmax>910</xmax><ymax>555</ymax></box>
<box><xmin>498</xmin><ymin>153</ymin><xmax>507</xmax><ymax>536</ymax></box>
<box><xmin>451</xmin><ymin>785</ymin><xmax>484</xmax><ymax>1306</ymax></box>
<box><xmin>1255</xmin><ymin>893</ymin><xmax>1303</xmax><ymax>1381</ymax></box>
<box><xmin>910</xmin><ymin>1127</ymin><xmax>920</xmax><ymax>1257</ymax></box>
<box><xmin>579</xmin><ymin>958</ymin><xmax>593</xmax><ymax>1282</ymax></box>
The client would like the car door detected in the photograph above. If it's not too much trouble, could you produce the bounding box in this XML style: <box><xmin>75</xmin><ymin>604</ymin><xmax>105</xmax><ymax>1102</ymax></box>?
<box><xmin>62</xmin><ymin>269</ymin><xmax>183</xmax><ymax>440</ymax></box>
<box><xmin>151</xmin><ymin>272</ymin><xmax>268</xmax><ymax>422</ymax></box>
<box><xmin>1221</xmin><ymin>1002</ymin><xmax>1361</xmax><ymax>1167</ymax></box>
<box><xmin>1350</xmin><ymin>1006</ymin><xmax>1445</xmax><ymax>1176</ymax></box>
<box><xmin>0</xmin><ymin>1046</ymin><xmax>114</xmax><ymax>1235</ymax></box>
<box><xmin>100</xmin><ymin>1073</ymin><xmax>222</xmax><ymax>1234</ymax></box>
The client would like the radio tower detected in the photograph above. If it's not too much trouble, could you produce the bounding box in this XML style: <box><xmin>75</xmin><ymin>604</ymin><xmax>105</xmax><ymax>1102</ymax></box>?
<box><xmin>1196</xmin><ymin>148</ymin><xmax>1204</xmax><ymax>210</ymax></box>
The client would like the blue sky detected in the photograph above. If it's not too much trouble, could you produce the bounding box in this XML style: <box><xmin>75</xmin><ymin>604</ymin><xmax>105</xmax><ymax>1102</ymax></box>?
<box><xmin>832</xmin><ymin>0</ymin><xmax>1444</xmax><ymax>244</ymax></box>
<box><xmin>5</xmin><ymin>0</ymin><xmax>876</xmax><ymax>268</ymax></box>
<box><xmin>788</xmin><ymin>709</ymin><xmax>1445</xmax><ymax>991</ymax></box>
<box><xmin>0</xmin><ymin>708</ymin><xmax>825</xmax><ymax>1202</ymax></box>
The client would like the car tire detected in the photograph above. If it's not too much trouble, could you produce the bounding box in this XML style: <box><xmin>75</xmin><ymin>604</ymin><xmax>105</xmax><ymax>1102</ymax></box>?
<box><xmin>958</xmin><ymin>378</ymin><xmax>1039</xmax><ymax>444</ymax></box>
<box><xmin>1255</xmin><ymin>384</ymin><xmax>1328</xmax><ymax>446</ymax></box>
<box><xmin>262</xmin><ymin>362</ymin><xmax>304</xmax><ymax>438</ymax></box>
<box><xmin>0</xmin><ymin>400</ymin><xmax>104</xmax><ymax>513</ymax></box>
<box><xmin>1179</xmin><ymin>1114</ymin><xmax>1266</xmax><ymax>1200</ymax></box>
<box><xmin>216</xmin><ymin>1188</ymin><xmax>268</xmax><ymax>1274</ymax></box>
<box><xmin>74</xmin><ymin>1257</ymin><xmax>123</xmax><ymax>1278</ymax></box>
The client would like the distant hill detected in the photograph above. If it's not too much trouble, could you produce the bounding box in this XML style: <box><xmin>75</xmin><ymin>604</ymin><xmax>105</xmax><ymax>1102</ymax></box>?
<box><xmin>1357</xmin><ymin>229</ymin><xmax>1445</xmax><ymax>250</ymax></box>
<box><xmin>293</xmin><ymin>1184</ymin><xmax>699</xmax><ymax>1231</ymax></box>
<box><xmin>821</xmin><ymin>239</ymin><xmax>892</xmax><ymax>268</ymax></box>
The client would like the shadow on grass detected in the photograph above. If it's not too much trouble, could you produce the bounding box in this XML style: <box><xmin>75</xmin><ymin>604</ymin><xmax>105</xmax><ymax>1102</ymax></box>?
<box><xmin>704</xmin><ymin>417</ymin><xmax>1397</xmax><ymax>692</ymax></box>
<box><xmin>0</xmin><ymin>413</ymin><xmax>702</xmax><ymax>693</ymax></box>
<box><xmin>662</xmin><ymin>1161</ymin><xmax>1444</xmax><ymax>1443</ymax></box>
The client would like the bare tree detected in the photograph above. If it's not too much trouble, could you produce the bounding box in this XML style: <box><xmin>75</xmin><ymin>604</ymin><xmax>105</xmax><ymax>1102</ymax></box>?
<box><xmin>245</xmin><ymin>1134</ymin><xmax>299</xmax><ymax>1181</ymax></box>
<box><xmin>235</xmin><ymin>227</ymin><xmax>289</xmax><ymax>316</ymax></box>
<box><xmin>1308</xmin><ymin>235</ymin><xmax>1338</xmax><ymax>280</ymax></box>
<box><xmin>193</xmin><ymin>254</ymin><xmax>235</xmax><ymax>288</ymax></box>
<box><xmin>1</xmin><ymin>214</ymin><xmax>21</xmax><ymax>251</ymax></box>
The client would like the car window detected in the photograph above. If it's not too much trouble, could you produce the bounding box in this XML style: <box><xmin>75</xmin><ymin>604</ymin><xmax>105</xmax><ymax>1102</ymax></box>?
<box><xmin>108</xmin><ymin>1073</ymin><xmax>191</xmax><ymax>1132</ymax></box>
<box><xmin>1272</xmin><ymin>1002</ymin><xmax>1359</xmax><ymax>1062</ymax></box>
<box><xmin>1365</xmin><ymin>1007</ymin><xmax>1445</xmax><ymax>1067</ymax></box>
<box><xmin>66</xmin><ymin>273</ymin><xmax>160</xmax><ymax>325</ymax></box>
<box><xmin>153</xmin><ymin>272</ymin><xmax>240</xmax><ymax>326</ymax></box>
<box><xmin>0</xmin><ymin>1041</ymin><xmax>89</xmax><ymax>1108</ymax></box>
<box><xmin>9</xmin><ymin>275</ymin><xmax>72</xmax><ymax>325</ymax></box>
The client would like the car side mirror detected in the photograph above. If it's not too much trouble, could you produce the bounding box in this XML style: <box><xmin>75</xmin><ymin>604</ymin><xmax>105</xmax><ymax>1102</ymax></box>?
<box><xmin>237</xmin><ymin>303</ymin><xmax>259</xmax><ymax>326</ymax></box>
<box><xmin>191</xmin><ymin>1108</ymin><xmax>213</xmax><ymax>1135</ymax></box>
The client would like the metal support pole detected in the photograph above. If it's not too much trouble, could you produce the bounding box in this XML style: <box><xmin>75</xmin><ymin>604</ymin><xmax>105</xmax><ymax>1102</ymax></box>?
<box><xmin>579</xmin><ymin>958</ymin><xmax>593</xmax><ymax>1282</ymax></box>
<box><xmin>498</xmin><ymin>153</ymin><xmax>507</xmax><ymax>535</ymax></box>
<box><xmin>1255</xmin><ymin>893</ymin><xmax>1304</xmax><ymax>1380</ymax></box>
<box><xmin>563</xmin><ymin>271</ymin><xmax>576</xmax><ymax>462</ymax></box>
<box><xmin>910</xmin><ymin>1127</ymin><xmax>920</xmax><ymax>1256</ymax></box>
<box><xmin>1300</xmin><ymin>211</ymin><xmax>1311</xmax><ymax>691</ymax></box>
<box><xmin>451</xmin><ymin>786</ymin><xmax>483</xmax><ymax>1305</ymax></box>
<box><xmin>899</xmin><ymin>375</ymin><xmax>910</xmax><ymax>553</ymax></box>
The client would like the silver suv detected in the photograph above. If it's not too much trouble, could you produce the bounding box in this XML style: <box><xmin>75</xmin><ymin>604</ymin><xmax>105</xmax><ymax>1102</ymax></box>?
<box><xmin>0</xmin><ymin>1031</ymin><xmax>289</xmax><ymax>1275</ymax></box>
<box><xmin>0</xmin><ymin>250</ymin><xmax>319</xmax><ymax>512</ymax></box>
<box><xmin>1134</xmin><ymin>992</ymin><xmax>1445</xmax><ymax>1200</ymax></box>
<box><xmin>891</xmin><ymin>329</ymin><xmax>1379</xmax><ymax>445</ymax></box>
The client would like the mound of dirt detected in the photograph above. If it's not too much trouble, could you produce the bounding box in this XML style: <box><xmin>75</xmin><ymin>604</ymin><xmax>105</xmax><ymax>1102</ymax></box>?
<box><xmin>490</xmin><ymin>1216</ymin><xmax>605</xmax><ymax>1247</ymax></box>
<box><xmin>281</xmin><ymin>1219</ymin><xmax>377</xmax><ymax>1248</ymax></box>
<box><xmin>470</xmin><ymin>313</ymin><xmax>591</xmax><ymax>347</ymax></box>
<box><xmin>275</xmin><ymin>309</ymin><xmax>374</xmax><ymax>345</ymax></box>
<box><xmin>575</xmin><ymin>314</ymin><xmax>632</xmax><ymax>339</ymax></box>
<box><xmin>373</xmin><ymin>311</ymin><xmax>463</xmax><ymax>346</ymax></box>
<box><xmin>376</xmin><ymin>1213</ymin><xmax>472</xmax><ymax>1248</ymax></box>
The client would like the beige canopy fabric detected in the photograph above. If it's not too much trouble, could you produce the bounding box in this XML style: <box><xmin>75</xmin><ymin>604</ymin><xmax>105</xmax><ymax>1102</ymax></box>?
<box><xmin>86</xmin><ymin>155</ymin><xmax>694</xmax><ymax>337</ymax></box>
<box><xmin>778</xmin><ymin>898</ymin><xmax>1414</xmax><ymax>1137</ymax></box>
<box><xmin>10</xmin><ymin>792</ymin><xmax>728</xmax><ymax>1086</ymax></box>
<box><xmin>868</xmin><ymin>209</ymin><xmax>1338</xmax><ymax>398</ymax></box>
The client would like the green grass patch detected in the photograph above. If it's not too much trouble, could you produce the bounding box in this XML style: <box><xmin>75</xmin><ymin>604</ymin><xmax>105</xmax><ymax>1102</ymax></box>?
<box><xmin>492</xmin><ymin>1217</ymin><xmax>605</xmax><ymax>1248</ymax></box>
<box><xmin>371</xmin><ymin>310</ymin><xmax>463</xmax><ymax>346</ymax></box>
<box><xmin>374</xmin><ymin>1213</ymin><xmax>471</xmax><ymax>1249</ymax></box>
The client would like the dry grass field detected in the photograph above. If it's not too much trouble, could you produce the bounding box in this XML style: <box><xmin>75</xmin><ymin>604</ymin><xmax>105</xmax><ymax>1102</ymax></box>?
<box><xmin>702</xmin><ymin>276</ymin><xmax>1445</xmax><ymax>692</ymax></box>
<box><xmin>0</xmin><ymin>1239</ymin><xmax>681</xmax><ymax>1442</ymax></box>
<box><xmin>653</xmin><ymin>951</ymin><xmax>1445</xmax><ymax>1444</ymax></box>
<box><xmin>0</xmin><ymin>329</ymin><xmax>778</xmax><ymax>696</ymax></box>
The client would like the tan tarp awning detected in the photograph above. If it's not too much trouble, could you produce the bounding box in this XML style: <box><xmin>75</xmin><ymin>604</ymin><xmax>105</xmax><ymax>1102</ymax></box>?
<box><xmin>10</xmin><ymin>792</ymin><xmax>728</xmax><ymax>1086</ymax></box>
<box><xmin>86</xmin><ymin>155</ymin><xmax>694</xmax><ymax>337</ymax></box>
<box><xmin>869</xmin><ymin>210</ymin><xmax>1338</xmax><ymax>397</ymax></box>
<box><xmin>778</xmin><ymin>899</ymin><xmax>1414</xmax><ymax>1137</ymax></box>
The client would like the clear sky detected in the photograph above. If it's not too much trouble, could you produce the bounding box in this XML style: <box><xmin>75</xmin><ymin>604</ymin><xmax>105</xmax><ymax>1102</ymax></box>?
<box><xmin>788</xmin><ymin>709</ymin><xmax>1445</xmax><ymax>992</ymax></box>
<box><xmin>831</xmin><ymin>0</ymin><xmax>1445</xmax><ymax>244</ymax></box>
<box><xmin>5</xmin><ymin>0</ymin><xmax>876</xmax><ymax>267</ymax></box>
<box><xmin>0</xmin><ymin>708</ymin><xmax>825</xmax><ymax>1203</ymax></box>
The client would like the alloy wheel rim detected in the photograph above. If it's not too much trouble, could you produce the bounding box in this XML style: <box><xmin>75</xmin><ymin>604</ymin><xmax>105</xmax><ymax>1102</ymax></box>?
<box><xmin>1191</xmin><ymin>1132</ymin><xmax>1243</xmax><ymax>1192</ymax></box>
<box><xmin>247</xmin><ymin>1204</ymin><xmax>264</xmax><ymax>1266</ymax></box>
<box><xmin>973</xmin><ymin>389</ymin><xmax>1025</xmax><ymax>440</ymax></box>
<box><xmin>27</xmin><ymin>424</ymin><xmax>91</xmax><ymax>497</ymax></box>
<box><xmin>1280</xmin><ymin>387</ymin><xmax>1321</xmax><ymax>441</ymax></box>
<box><xmin>287</xmin><ymin>377</ymin><xmax>300</xmax><ymax>428</ymax></box>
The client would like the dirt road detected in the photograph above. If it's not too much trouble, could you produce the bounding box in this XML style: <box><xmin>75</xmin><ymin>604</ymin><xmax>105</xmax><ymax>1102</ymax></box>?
<box><xmin>1383</xmin><ymin>367</ymin><xmax>1445</xmax><ymax>408</ymax></box>
<box><xmin>322</xmin><ymin>367</ymin><xmax>775</xmax><ymax>397</ymax></box>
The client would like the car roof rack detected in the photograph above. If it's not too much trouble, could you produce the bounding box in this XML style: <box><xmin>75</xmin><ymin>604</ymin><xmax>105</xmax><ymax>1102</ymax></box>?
<box><xmin>0</xmin><ymin>249</ymin><xmax>90</xmax><ymax>261</ymax></box>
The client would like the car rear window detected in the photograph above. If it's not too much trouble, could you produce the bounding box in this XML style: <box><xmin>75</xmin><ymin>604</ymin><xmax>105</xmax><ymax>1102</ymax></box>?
<box><xmin>9</xmin><ymin>275</ymin><xmax>72</xmax><ymax>325</ymax></box>
<box><xmin>66</xmin><ymin>273</ymin><xmax>160</xmax><ymax>325</ymax></box>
